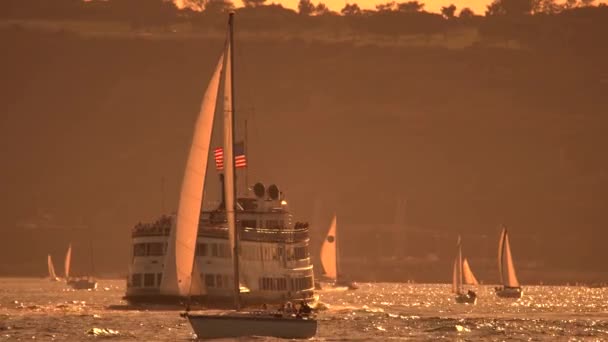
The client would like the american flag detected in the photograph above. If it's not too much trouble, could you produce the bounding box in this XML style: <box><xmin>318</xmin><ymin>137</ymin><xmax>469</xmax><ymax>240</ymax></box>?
<box><xmin>214</xmin><ymin>141</ymin><xmax>247</xmax><ymax>171</ymax></box>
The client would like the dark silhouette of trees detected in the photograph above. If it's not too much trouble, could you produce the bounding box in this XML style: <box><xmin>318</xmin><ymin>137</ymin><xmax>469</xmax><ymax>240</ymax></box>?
<box><xmin>203</xmin><ymin>0</ymin><xmax>235</xmax><ymax>13</ymax></box>
<box><xmin>315</xmin><ymin>2</ymin><xmax>331</xmax><ymax>15</ymax></box>
<box><xmin>298</xmin><ymin>0</ymin><xmax>315</xmax><ymax>15</ymax></box>
<box><xmin>397</xmin><ymin>1</ymin><xmax>425</xmax><ymax>12</ymax></box>
<box><xmin>375</xmin><ymin>2</ymin><xmax>398</xmax><ymax>12</ymax></box>
<box><xmin>486</xmin><ymin>0</ymin><xmax>534</xmax><ymax>15</ymax></box>
<box><xmin>242</xmin><ymin>0</ymin><xmax>267</xmax><ymax>8</ymax></box>
<box><xmin>441</xmin><ymin>4</ymin><xmax>457</xmax><ymax>18</ymax></box>
<box><xmin>341</xmin><ymin>3</ymin><xmax>362</xmax><ymax>16</ymax></box>
<box><xmin>459</xmin><ymin>7</ymin><xmax>475</xmax><ymax>18</ymax></box>
<box><xmin>374</xmin><ymin>1</ymin><xmax>423</xmax><ymax>12</ymax></box>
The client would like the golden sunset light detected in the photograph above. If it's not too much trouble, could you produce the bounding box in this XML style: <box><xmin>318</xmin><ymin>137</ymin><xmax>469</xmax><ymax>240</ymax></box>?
<box><xmin>2</xmin><ymin>0</ymin><xmax>608</xmax><ymax>340</ymax></box>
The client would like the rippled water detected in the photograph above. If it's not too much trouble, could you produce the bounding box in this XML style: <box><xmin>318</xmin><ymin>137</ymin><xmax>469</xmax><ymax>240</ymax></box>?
<box><xmin>1</xmin><ymin>278</ymin><xmax>607</xmax><ymax>340</ymax></box>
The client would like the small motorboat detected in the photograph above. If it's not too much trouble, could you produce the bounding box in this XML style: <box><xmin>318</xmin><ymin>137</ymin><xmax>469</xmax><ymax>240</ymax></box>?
<box><xmin>67</xmin><ymin>277</ymin><xmax>98</xmax><ymax>290</ymax></box>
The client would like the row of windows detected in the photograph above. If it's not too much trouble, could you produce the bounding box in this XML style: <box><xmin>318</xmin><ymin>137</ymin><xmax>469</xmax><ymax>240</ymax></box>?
<box><xmin>131</xmin><ymin>273</ymin><xmax>162</xmax><ymax>288</ymax></box>
<box><xmin>133</xmin><ymin>243</ymin><xmax>165</xmax><ymax>257</ymax></box>
<box><xmin>294</xmin><ymin>246</ymin><xmax>309</xmax><ymax>260</ymax></box>
<box><xmin>292</xmin><ymin>276</ymin><xmax>314</xmax><ymax>291</ymax></box>
<box><xmin>134</xmin><ymin>242</ymin><xmax>308</xmax><ymax>261</ymax></box>
<box><xmin>259</xmin><ymin>277</ymin><xmax>288</xmax><ymax>291</ymax></box>
<box><xmin>240</xmin><ymin>219</ymin><xmax>285</xmax><ymax>229</ymax></box>
<box><xmin>204</xmin><ymin>273</ymin><xmax>234</xmax><ymax>289</ymax></box>
<box><xmin>129</xmin><ymin>272</ymin><xmax>313</xmax><ymax>292</ymax></box>
<box><xmin>195</xmin><ymin>243</ymin><xmax>231</xmax><ymax>258</ymax></box>
<box><xmin>259</xmin><ymin>276</ymin><xmax>313</xmax><ymax>291</ymax></box>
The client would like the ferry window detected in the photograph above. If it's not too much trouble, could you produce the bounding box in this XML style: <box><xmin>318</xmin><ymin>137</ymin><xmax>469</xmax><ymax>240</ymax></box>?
<box><xmin>266</xmin><ymin>220</ymin><xmax>280</xmax><ymax>229</ymax></box>
<box><xmin>303</xmin><ymin>276</ymin><xmax>313</xmax><ymax>289</ymax></box>
<box><xmin>211</xmin><ymin>244</ymin><xmax>218</xmax><ymax>257</ymax></box>
<box><xmin>132</xmin><ymin>273</ymin><xmax>142</xmax><ymax>287</ymax></box>
<box><xmin>219</xmin><ymin>244</ymin><xmax>231</xmax><ymax>258</ymax></box>
<box><xmin>133</xmin><ymin>243</ymin><xmax>146</xmax><ymax>257</ymax></box>
<box><xmin>147</xmin><ymin>243</ymin><xmax>164</xmax><ymax>256</ymax></box>
<box><xmin>144</xmin><ymin>273</ymin><xmax>155</xmax><ymax>287</ymax></box>
<box><xmin>278</xmin><ymin>278</ymin><xmax>287</xmax><ymax>291</ymax></box>
<box><xmin>205</xmin><ymin>274</ymin><xmax>215</xmax><ymax>287</ymax></box>
<box><xmin>294</xmin><ymin>247</ymin><xmax>309</xmax><ymax>259</ymax></box>
<box><xmin>241</xmin><ymin>220</ymin><xmax>257</xmax><ymax>228</ymax></box>
<box><xmin>272</xmin><ymin>248</ymin><xmax>279</xmax><ymax>261</ymax></box>
<box><xmin>196</xmin><ymin>243</ymin><xmax>207</xmax><ymax>256</ymax></box>
<box><xmin>156</xmin><ymin>273</ymin><xmax>162</xmax><ymax>286</ymax></box>
<box><xmin>216</xmin><ymin>274</ymin><xmax>223</xmax><ymax>288</ymax></box>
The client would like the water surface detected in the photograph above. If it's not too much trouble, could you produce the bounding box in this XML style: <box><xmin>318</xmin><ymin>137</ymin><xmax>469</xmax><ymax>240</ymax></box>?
<box><xmin>1</xmin><ymin>278</ymin><xmax>607</xmax><ymax>340</ymax></box>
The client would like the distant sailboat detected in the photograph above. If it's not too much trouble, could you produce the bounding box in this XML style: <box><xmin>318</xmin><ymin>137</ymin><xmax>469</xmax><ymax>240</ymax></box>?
<box><xmin>452</xmin><ymin>236</ymin><xmax>477</xmax><ymax>304</ymax></box>
<box><xmin>47</xmin><ymin>255</ymin><xmax>60</xmax><ymax>281</ymax></box>
<box><xmin>65</xmin><ymin>242</ymin><xmax>98</xmax><ymax>290</ymax></box>
<box><xmin>319</xmin><ymin>215</ymin><xmax>358</xmax><ymax>290</ymax></box>
<box><xmin>183</xmin><ymin>13</ymin><xmax>317</xmax><ymax>339</ymax></box>
<box><xmin>495</xmin><ymin>227</ymin><xmax>523</xmax><ymax>298</ymax></box>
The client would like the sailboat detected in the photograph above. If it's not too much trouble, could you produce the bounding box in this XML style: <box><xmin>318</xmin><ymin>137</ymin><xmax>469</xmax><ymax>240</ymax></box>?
<box><xmin>47</xmin><ymin>254</ymin><xmax>60</xmax><ymax>281</ymax></box>
<box><xmin>65</xmin><ymin>243</ymin><xmax>98</xmax><ymax>290</ymax></box>
<box><xmin>178</xmin><ymin>13</ymin><xmax>317</xmax><ymax>339</ymax></box>
<box><xmin>495</xmin><ymin>227</ymin><xmax>523</xmax><ymax>298</ymax></box>
<box><xmin>452</xmin><ymin>236</ymin><xmax>477</xmax><ymax>304</ymax></box>
<box><xmin>319</xmin><ymin>215</ymin><xmax>358</xmax><ymax>290</ymax></box>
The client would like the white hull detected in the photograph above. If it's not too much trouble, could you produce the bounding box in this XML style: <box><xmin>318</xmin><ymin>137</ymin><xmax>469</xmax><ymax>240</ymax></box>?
<box><xmin>126</xmin><ymin>215</ymin><xmax>315</xmax><ymax>306</ymax></box>
<box><xmin>495</xmin><ymin>287</ymin><xmax>523</xmax><ymax>299</ymax></box>
<box><xmin>187</xmin><ymin>312</ymin><xmax>317</xmax><ymax>339</ymax></box>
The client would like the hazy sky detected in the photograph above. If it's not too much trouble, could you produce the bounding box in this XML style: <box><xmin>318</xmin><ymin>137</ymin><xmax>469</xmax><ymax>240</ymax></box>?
<box><xmin>175</xmin><ymin>0</ymin><xmax>493</xmax><ymax>16</ymax></box>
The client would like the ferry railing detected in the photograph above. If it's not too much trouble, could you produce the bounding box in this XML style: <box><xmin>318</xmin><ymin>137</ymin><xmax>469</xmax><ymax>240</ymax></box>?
<box><xmin>199</xmin><ymin>226</ymin><xmax>310</xmax><ymax>243</ymax></box>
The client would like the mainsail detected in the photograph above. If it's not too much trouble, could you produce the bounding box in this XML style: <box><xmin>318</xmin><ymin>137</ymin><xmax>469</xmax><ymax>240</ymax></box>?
<box><xmin>462</xmin><ymin>258</ymin><xmax>479</xmax><ymax>286</ymax></box>
<box><xmin>64</xmin><ymin>244</ymin><xmax>72</xmax><ymax>279</ymax></box>
<box><xmin>499</xmin><ymin>228</ymin><xmax>520</xmax><ymax>288</ymax></box>
<box><xmin>160</xmin><ymin>54</ymin><xmax>224</xmax><ymax>297</ymax></box>
<box><xmin>452</xmin><ymin>236</ymin><xmax>463</xmax><ymax>294</ymax></box>
<box><xmin>320</xmin><ymin>215</ymin><xmax>338</xmax><ymax>280</ymax></box>
<box><xmin>47</xmin><ymin>255</ymin><xmax>57</xmax><ymax>279</ymax></box>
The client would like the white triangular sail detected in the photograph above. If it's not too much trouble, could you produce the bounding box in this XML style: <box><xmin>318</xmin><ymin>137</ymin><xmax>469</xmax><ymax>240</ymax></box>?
<box><xmin>48</xmin><ymin>255</ymin><xmax>57</xmax><ymax>279</ymax></box>
<box><xmin>160</xmin><ymin>53</ymin><xmax>224</xmax><ymax>297</ymax></box>
<box><xmin>64</xmin><ymin>244</ymin><xmax>72</xmax><ymax>279</ymax></box>
<box><xmin>462</xmin><ymin>258</ymin><xmax>479</xmax><ymax>286</ymax></box>
<box><xmin>320</xmin><ymin>215</ymin><xmax>338</xmax><ymax>280</ymax></box>
<box><xmin>500</xmin><ymin>228</ymin><xmax>520</xmax><ymax>288</ymax></box>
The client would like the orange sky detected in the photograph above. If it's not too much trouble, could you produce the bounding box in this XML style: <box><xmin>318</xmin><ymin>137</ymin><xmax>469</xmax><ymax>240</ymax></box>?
<box><xmin>174</xmin><ymin>0</ymin><xmax>607</xmax><ymax>17</ymax></box>
<box><xmin>274</xmin><ymin>0</ymin><xmax>493</xmax><ymax>14</ymax></box>
<box><xmin>175</xmin><ymin>0</ymin><xmax>493</xmax><ymax>15</ymax></box>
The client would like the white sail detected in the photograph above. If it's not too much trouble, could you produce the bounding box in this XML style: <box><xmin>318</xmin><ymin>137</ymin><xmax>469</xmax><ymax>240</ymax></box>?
<box><xmin>223</xmin><ymin>43</ymin><xmax>236</xmax><ymax>257</ymax></box>
<box><xmin>462</xmin><ymin>258</ymin><xmax>479</xmax><ymax>286</ymax></box>
<box><xmin>64</xmin><ymin>244</ymin><xmax>72</xmax><ymax>279</ymax></box>
<box><xmin>320</xmin><ymin>215</ymin><xmax>338</xmax><ymax>280</ymax></box>
<box><xmin>501</xmin><ymin>229</ymin><xmax>520</xmax><ymax>288</ymax></box>
<box><xmin>47</xmin><ymin>255</ymin><xmax>57</xmax><ymax>279</ymax></box>
<box><xmin>160</xmin><ymin>53</ymin><xmax>224</xmax><ymax>296</ymax></box>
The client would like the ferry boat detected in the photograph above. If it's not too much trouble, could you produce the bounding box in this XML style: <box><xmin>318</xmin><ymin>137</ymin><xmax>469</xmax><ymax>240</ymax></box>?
<box><xmin>124</xmin><ymin>181</ymin><xmax>316</xmax><ymax>306</ymax></box>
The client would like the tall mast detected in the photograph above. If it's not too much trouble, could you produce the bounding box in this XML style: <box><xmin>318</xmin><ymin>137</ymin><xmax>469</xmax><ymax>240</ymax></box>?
<box><xmin>228</xmin><ymin>12</ymin><xmax>240</xmax><ymax>310</ymax></box>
